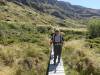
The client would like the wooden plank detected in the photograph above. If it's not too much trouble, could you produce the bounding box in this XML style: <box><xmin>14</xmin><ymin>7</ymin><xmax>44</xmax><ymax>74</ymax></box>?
<box><xmin>48</xmin><ymin>47</ymin><xmax>65</xmax><ymax>75</ymax></box>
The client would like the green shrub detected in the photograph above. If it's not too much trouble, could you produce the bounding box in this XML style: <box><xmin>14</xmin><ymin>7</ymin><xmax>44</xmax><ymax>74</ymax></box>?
<box><xmin>86</xmin><ymin>38</ymin><xmax>100</xmax><ymax>54</ymax></box>
<box><xmin>36</xmin><ymin>26</ymin><xmax>52</xmax><ymax>33</ymax></box>
<box><xmin>88</xmin><ymin>19</ymin><xmax>100</xmax><ymax>38</ymax></box>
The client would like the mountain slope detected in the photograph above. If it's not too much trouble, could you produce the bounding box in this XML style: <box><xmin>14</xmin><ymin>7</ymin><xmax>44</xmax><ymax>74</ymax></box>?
<box><xmin>0</xmin><ymin>3</ymin><xmax>85</xmax><ymax>75</ymax></box>
<box><xmin>6</xmin><ymin>0</ymin><xmax>100</xmax><ymax>19</ymax></box>
<box><xmin>0</xmin><ymin>1</ymin><xmax>61</xmax><ymax>26</ymax></box>
<box><xmin>0</xmin><ymin>1</ymin><xmax>57</xmax><ymax>75</ymax></box>
<box><xmin>0</xmin><ymin>1</ymin><xmax>100</xmax><ymax>75</ymax></box>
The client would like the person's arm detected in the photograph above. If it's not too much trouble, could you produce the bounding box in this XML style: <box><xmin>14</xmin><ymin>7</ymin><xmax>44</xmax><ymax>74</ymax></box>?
<box><xmin>61</xmin><ymin>36</ymin><xmax>64</xmax><ymax>45</ymax></box>
<box><xmin>50</xmin><ymin>34</ymin><xmax>53</xmax><ymax>45</ymax></box>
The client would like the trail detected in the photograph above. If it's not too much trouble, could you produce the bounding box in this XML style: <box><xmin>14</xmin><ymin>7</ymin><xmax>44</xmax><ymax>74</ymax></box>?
<box><xmin>48</xmin><ymin>47</ymin><xmax>65</xmax><ymax>75</ymax></box>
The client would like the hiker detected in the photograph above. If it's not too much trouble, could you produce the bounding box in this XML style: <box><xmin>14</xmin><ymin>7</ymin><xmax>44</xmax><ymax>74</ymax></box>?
<box><xmin>50</xmin><ymin>29</ymin><xmax>64</xmax><ymax>65</ymax></box>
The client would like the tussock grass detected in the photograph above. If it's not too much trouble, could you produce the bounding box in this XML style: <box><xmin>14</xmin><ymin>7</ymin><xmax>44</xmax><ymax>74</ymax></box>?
<box><xmin>0</xmin><ymin>2</ymin><xmax>52</xmax><ymax>74</ymax></box>
<box><xmin>0</xmin><ymin>42</ymin><xmax>50</xmax><ymax>75</ymax></box>
<box><xmin>63</xmin><ymin>39</ymin><xmax>100</xmax><ymax>75</ymax></box>
<box><xmin>0</xmin><ymin>2</ymin><xmax>55</xmax><ymax>74</ymax></box>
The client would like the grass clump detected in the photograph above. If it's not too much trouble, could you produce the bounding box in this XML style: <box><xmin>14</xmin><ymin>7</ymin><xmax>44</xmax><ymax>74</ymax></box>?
<box><xmin>0</xmin><ymin>42</ymin><xmax>50</xmax><ymax>75</ymax></box>
<box><xmin>63</xmin><ymin>40</ymin><xmax>100</xmax><ymax>75</ymax></box>
<box><xmin>0</xmin><ymin>21</ymin><xmax>50</xmax><ymax>75</ymax></box>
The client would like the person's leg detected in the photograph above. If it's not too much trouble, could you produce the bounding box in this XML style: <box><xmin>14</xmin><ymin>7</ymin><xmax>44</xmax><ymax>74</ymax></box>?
<box><xmin>58</xmin><ymin>45</ymin><xmax>62</xmax><ymax>63</ymax></box>
<box><xmin>54</xmin><ymin>45</ymin><xmax>57</xmax><ymax>65</ymax></box>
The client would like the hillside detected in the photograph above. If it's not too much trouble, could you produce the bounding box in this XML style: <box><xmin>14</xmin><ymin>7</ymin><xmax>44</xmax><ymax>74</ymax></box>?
<box><xmin>0</xmin><ymin>1</ymin><xmax>55</xmax><ymax>75</ymax></box>
<box><xmin>0</xmin><ymin>1</ymin><xmax>85</xmax><ymax>75</ymax></box>
<box><xmin>6</xmin><ymin>0</ymin><xmax>100</xmax><ymax>19</ymax></box>
<box><xmin>0</xmin><ymin>1</ymin><xmax>60</xmax><ymax>25</ymax></box>
<box><xmin>0</xmin><ymin>1</ymin><xmax>100</xmax><ymax>75</ymax></box>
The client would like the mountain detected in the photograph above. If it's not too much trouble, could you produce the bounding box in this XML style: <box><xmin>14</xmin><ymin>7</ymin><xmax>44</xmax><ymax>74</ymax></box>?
<box><xmin>6</xmin><ymin>0</ymin><xmax>100</xmax><ymax>19</ymax></box>
<box><xmin>57</xmin><ymin>1</ymin><xmax>100</xmax><ymax>19</ymax></box>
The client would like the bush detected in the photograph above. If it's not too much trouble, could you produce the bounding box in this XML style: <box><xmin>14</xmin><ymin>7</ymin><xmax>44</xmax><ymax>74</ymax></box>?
<box><xmin>63</xmin><ymin>40</ymin><xmax>100</xmax><ymax>75</ymax></box>
<box><xmin>88</xmin><ymin>19</ymin><xmax>100</xmax><ymax>38</ymax></box>
<box><xmin>36</xmin><ymin>26</ymin><xmax>52</xmax><ymax>33</ymax></box>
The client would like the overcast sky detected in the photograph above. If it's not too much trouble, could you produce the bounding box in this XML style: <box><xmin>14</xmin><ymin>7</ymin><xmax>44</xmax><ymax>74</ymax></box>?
<box><xmin>58</xmin><ymin>0</ymin><xmax>100</xmax><ymax>9</ymax></box>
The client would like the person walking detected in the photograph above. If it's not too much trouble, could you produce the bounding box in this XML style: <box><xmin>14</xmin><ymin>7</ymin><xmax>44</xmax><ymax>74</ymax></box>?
<box><xmin>50</xmin><ymin>29</ymin><xmax>64</xmax><ymax>65</ymax></box>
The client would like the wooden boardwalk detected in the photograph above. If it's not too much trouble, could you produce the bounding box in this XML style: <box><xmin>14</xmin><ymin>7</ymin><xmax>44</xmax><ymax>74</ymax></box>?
<box><xmin>48</xmin><ymin>47</ymin><xmax>65</xmax><ymax>75</ymax></box>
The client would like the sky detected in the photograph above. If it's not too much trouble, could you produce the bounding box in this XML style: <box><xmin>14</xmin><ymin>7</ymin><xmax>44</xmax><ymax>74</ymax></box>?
<box><xmin>58</xmin><ymin>0</ymin><xmax>100</xmax><ymax>9</ymax></box>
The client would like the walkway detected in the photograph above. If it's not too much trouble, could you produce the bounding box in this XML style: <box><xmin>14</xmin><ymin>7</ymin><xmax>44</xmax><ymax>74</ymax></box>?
<box><xmin>48</xmin><ymin>47</ymin><xmax>65</xmax><ymax>75</ymax></box>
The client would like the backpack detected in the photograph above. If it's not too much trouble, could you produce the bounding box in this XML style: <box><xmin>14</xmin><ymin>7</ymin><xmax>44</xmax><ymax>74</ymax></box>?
<box><xmin>52</xmin><ymin>34</ymin><xmax>64</xmax><ymax>43</ymax></box>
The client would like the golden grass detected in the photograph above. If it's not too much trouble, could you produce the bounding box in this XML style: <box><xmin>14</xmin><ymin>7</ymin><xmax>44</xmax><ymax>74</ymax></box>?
<box><xmin>59</xmin><ymin>27</ymin><xmax>87</xmax><ymax>32</ymax></box>
<box><xmin>63</xmin><ymin>39</ymin><xmax>100</xmax><ymax>75</ymax></box>
<box><xmin>0</xmin><ymin>42</ymin><xmax>49</xmax><ymax>75</ymax></box>
<box><xmin>0</xmin><ymin>67</ymin><xmax>14</xmax><ymax>75</ymax></box>
<box><xmin>64</xmin><ymin>39</ymin><xmax>85</xmax><ymax>49</ymax></box>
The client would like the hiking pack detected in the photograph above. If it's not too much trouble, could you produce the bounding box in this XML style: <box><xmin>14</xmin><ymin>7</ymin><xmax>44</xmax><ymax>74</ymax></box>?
<box><xmin>52</xmin><ymin>34</ymin><xmax>64</xmax><ymax>44</ymax></box>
